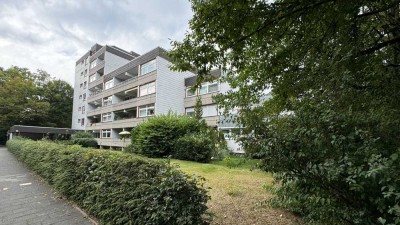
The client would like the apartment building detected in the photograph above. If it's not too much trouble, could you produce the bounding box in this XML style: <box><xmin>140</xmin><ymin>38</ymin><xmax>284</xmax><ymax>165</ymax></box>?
<box><xmin>183</xmin><ymin>71</ymin><xmax>243</xmax><ymax>153</ymax></box>
<box><xmin>72</xmin><ymin>43</ymin><xmax>244</xmax><ymax>153</ymax></box>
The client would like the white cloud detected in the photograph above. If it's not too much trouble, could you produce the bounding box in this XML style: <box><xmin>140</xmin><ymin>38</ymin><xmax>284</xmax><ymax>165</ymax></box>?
<box><xmin>0</xmin><ymin>0</ymin><xmax>193</xmax><ymax>85</ymax></box>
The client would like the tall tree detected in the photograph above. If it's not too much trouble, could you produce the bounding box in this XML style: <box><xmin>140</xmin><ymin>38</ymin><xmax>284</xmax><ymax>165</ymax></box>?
<box><xmin>41</xmin><ymin>79</ymin><xmax>73</xmax><ymax>128</ymax></box>
<box><xmin>0</xmin><ymin>66</ymin><xmax>73</xmax><ymax>143</ymax></box>
<box><xmin>170</xmin><ymin>1</ymin><xmax>400</xmax><ymax>224</ymax></box>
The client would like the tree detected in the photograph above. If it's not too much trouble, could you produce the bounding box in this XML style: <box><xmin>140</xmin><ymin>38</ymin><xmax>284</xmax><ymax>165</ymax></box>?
<box><xmin>194</xmin><ymin>96</ymin><xmax>203</xmax><ymax>120</ymax></box>
<box><xmin>0</xmin><ymin>66</ymin><xmax>73</xmax><ymax>144</ymax></box>
<box><xmin>170</xmin><ymin>1</ymin><xmax>400</xmax><ymax>224</ymax></box>
<box><xmin>41</xmin><ymin>79</ymin><xmax>73</xmax><ymax>128</ymax></box>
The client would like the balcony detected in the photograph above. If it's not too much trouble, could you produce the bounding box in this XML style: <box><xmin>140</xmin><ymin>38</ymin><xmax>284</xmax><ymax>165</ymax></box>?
<box><xmin>86</xmin><ymin>117</ymin><xmax>147</xmax><ymax>130</ymax></box>
<box><xmin>89</xmin><ymin>60</ymin><xmax>105</xmax><ymax>75</ymax></box>
<box><xmin>86</xmin><ymin>93</ymin><xmax>156</xmax><ymax>117</ymax></box>
<box><xmin>95</xmin><ymin>138</ymin><xmax>129</xmax><ymax>147</ymax></box>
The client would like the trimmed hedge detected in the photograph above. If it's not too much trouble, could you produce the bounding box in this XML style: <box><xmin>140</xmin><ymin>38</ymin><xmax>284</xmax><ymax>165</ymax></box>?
<box><xmin>71</xmin><ymin>138</ymin><xmax>97</xmax><ymax>148</ymax></box>
<box><xmin>7</xmin><ymin>139</ymin><xmax>209</xmax><ymax>225</ymax></box>
<box><xmin>173</xmin><ymin>133</ymin><xmax>214</xmax><ymax>163</ymax></box>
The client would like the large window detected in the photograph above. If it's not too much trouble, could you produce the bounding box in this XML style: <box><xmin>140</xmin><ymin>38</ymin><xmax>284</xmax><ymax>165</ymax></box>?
<box><xmin>83</xmin><ymin>93</ymin><xmax>86</xmax><ymax>101</ymax></box>
<box><xmin>83</xmin><ymin>81</ymin><xmax>87</xmax><ymax>89</ymax></box>
<box><xmin>186</xmin><ymin>88</ymin><xmax>196</xmax><ymax>97</ymax></box>
<box><xmin>103</xmin><ymin>96</ymin><xmax>112</xmax><ymax>106</ymax></box>
<box><xmin>102</xmin><ymin>112</ymin><xmax>112</xmax><ymax>122</ymax></box>
<box><xmin>199</xmin><ymin>82</ymin><xmax>218</xmax><ymax>95</ymax></box>
<box><xmin>140</xmin><ymin>59</ymin><xmax>156</xmax><ymax>75</ymax></box>
<box><xmin>104</xmin><ymin>80</ymin><xmax>113</xmax><ymax>90</ymax></box>
<box><xmin>139</xmin><ymin>82</ymin><xmax>156</xmax><ymax>96</ymax></box>
<box><xmin>82</xmin><ymin>106</ymin><xmax>85</xmax><ymax>114</ymax></box>
<box><xmin>202</xmin><ymin>104</ymin><xmax>218</xmax><ymax>117</ymax></box>
<box><xmin>185</xmin><ymin>107</ymin><xmax>195</xmax><ymax>116</ymax></box>
<box><xmin>90</xmin><ymin>60</ymin><xmax>97</xmax><ymax>69</ymax></box>
<box><xmin>81</xmin><ymin>118</ymin><xmax>85</xmax><ymax>126</ymax></box>
<box><xmin>139</xmin><ymin>104</ymin><xmax>155</xmax><ymax>117</ymax></box>
<box><xmin>101</xmin><ymin>129</ymin><xmax>111</xmax><ymax>138</ymax></box>
<box><xmin>89</xmin><ymin>74</ymin><xmax>96</xmax><ymax>82</ymax></box>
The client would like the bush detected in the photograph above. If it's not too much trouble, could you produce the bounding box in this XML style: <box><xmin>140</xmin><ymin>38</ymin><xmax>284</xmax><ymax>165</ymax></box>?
<box><xmin>173</xmin><ymin>133</ymin><xmax>214</xmax><ymax>163</ymax></box>
<box><xmin>71</xmin><ymin>131</ymin><xmax>97</xmax><ymax>148</ymax></box>
<box><xmin>71</xmin><ymin>138</ymin><xmax>97</xmax><ymax>148</ymax></box>
<box><xmin>7</xmin><ymin>139</ymin><xmax>209</xmax><ymax>225</ymax></box>
<box><xmin>129</xmin><ymin>114</ymin><xmax>209</xmax><ymax>157</ymax></box>
<box><xmin>72</xmin><ymin>131</ymin><xmax>94</xmax><ymax>139</ymax></box>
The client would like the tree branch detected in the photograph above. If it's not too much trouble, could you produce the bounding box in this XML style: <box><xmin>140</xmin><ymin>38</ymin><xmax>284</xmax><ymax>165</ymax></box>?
<box><xmin>360</xmin><ymin>35</ymin><xmax>400</xmax><ymax>55</ymax></box>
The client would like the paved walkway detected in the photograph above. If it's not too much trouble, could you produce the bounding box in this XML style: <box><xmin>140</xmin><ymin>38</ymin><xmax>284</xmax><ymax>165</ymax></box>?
<box><xmin>0</xmin><ymin>147</ymin><xmax>94</xmax><ymax>225</ymax></box>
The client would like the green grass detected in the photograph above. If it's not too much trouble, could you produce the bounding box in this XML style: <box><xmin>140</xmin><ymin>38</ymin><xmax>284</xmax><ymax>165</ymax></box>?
<box><xmin>167</xmin><ymin>158</ymin><xmax>299</xmax><ymax>225</ymax></box>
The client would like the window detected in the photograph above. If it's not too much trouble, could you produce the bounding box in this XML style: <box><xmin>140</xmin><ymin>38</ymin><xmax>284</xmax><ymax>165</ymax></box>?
<box><xmin>79</xmin><ymin>95</ymin><xmax>82</xmax><ymax>99</ymax></box>
<box><xmin>140</xmin><ymin>59</ymin><xmax>156</xmax><ymax>75</ymax></box>
<box><xmin>139</xmin><ymin>104</ymin><xmax>155</xmax><ymax>117</ymax></box>
<box><xmin>83</xmin><ymin>93</ymin><xmax>86</xmax><ymax>101</ymax></box>
<box><xmin>185</xmin><ymin>108</ymin><xmax>195</xmax><ymax>116</ymax></box>
<box><xmin>78</xmin><ymin>119</ymin><xmax>81</xmax><ymax>124</ymax></box>
<box><xmin>202</xmin><ymin>104</ymin><xmax>218</xmax><ymax>117</ymax></box>
<box><xmin>102</xmin><ymin>112</ymin><xmax>112</xmax><ymax>122</ymax></box>
<box><xmin>90</xmin><ymin>60</ymin><xmax>97</xmax><ymax>69</ymax></box>
<box><xmin>101</xmin><ymin>129</ymin><xmax>111</xmax><ymax>138</ymax></box>
<box><xmin>104</xmin><ymin>80</ymin><xmax>113</xmax><ymax>90</ymax></box>
<box><xmin>85</xmin><ymin>57</ymin><xmax>88</xmax><ymax>65</ymax></box>
<box><xmin>199</xmin><ymin>82</ymin><xmax>218</xmax><ymax>95</ymax></box>
<box><xmin>89</xmin><ymin>74</ymin><xmax>96</xmax><ymax>82</ymax></box>
<box><xmin>80</xmin><ymin>83</ymin><xmax>83</xmax><ymax>88</ymax></box>
<box><xmin>81</xmin><ymin>72</ymin><xmax>83</xmax><ymax>76</ymax></box>
<box><xmin>78</xmin><ymin>107</ymin><xmax>81</xmax><ymax>111</ymax></box>
<box><xmin>103</xmin><ymin>96</ymin><xmax>112</xmax><ymax>106</ymax></box>
<box><xmin>139</xmin><ymin>82</ymin><xmax>156</xmax><ymax>96</ymax></box>
<box><xmin>84</xmin><ymin>69</ymin><xmax>88</xmax><ymax>77</ymax></box>
<box><xmin>221</xmin><ymin>129</ymin><xmax>231</xmax><ymax>139</ymax></box>
<box><xmin>82</xmin><ymin>106</ymin><xmax>85</xmax><ymax>114</ymax></box>
<box><xmin>81</xmin><ymin>118</ymin><xmax>85</xmax><ymax>126</ymax></box>
<box><xmin>83</xmin><ymin>81</ymin><xmax>87</xmax><ymax>89</ymax></box>
<box><xmin>186</xmin><ymin>88</ymin><xmax>196</xmax><ymax>97</ymax></box>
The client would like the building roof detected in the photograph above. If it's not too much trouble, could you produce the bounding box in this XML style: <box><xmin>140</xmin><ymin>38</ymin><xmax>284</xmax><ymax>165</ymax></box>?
<box><xmin>9</xmin><ymin>125</ymin><xmax>79</xmax><ymax>134</ymax></box>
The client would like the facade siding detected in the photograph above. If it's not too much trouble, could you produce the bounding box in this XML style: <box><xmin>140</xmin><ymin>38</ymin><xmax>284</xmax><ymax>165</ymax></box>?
<box><xmin>155</xmin><ymin>57</ymin><xmax>194</xmax><ymax>115</ymax></box>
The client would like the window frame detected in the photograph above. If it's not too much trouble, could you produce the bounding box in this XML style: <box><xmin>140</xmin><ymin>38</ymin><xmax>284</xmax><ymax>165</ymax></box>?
<box><xmin>102</xmin><ymin>112</ymin><xmax>112</xmax><ymax>122</ymax></box>
<box><xmin>140</xmin><ymin>59</ymin><xmax>157</xmax><ymax>75</ymax></box>
<box><xmin>104</xmin><ymin>80</ymin><xmax>113</xmax><ymax>90</ymax></box>
<box><xmin>89</xmin><ymin>74</ymin><xmax>96</xmax><ymax>82</ymax></box>
<box><xmin>139</xmin><ymin>82</ymin><xmax>156</xmax><ymax>96</ymax></box>
<box><xmin>103</xmin><ymin>96</ymin><xmax>112</xmax><ymax>107</ymax></box>
<box><xmin>138</xmin><ymin>104</ymin><xmax>155</xmax><ymax>117</ymax></box>
<box><xmin>101</xmin><ymin>129</ymin><xmax>111</xmax><ymax>138</ymax></box>
<box><xmin>186</xmin><ymin>87</ymin><xmax>196</xmax><ymax>97</ymax></box>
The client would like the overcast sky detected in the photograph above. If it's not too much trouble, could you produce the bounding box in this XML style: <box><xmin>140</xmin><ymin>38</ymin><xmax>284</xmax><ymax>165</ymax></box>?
<box><xmin>0</xmin><ymin>0</ymin><xmax>193</xmax><ymax>84</ymax></box>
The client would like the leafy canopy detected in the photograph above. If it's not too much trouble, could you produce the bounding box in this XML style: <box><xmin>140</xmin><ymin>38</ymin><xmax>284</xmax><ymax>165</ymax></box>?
<box><xmin>170</xmin><ymin>1</ymin><xmax>400</xmax><ymax>224</ymax></box>
<box><xmin>0</xmin><ymin>66</ymin><xmax>73</xmax><ymax>144</ymax></box>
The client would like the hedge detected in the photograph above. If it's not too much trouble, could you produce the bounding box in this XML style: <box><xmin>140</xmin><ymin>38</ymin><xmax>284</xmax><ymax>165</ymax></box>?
<box><xmin>7</xmin><ymin>139</ymin><xmax>209</xmax><ymax>225</ymax></box>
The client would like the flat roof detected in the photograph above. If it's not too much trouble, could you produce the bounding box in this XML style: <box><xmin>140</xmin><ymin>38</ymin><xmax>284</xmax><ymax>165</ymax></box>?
<box><xmin>9</xmin><ymin>125</ymin><xmax>79</xmax><ymax>134</ymax></box>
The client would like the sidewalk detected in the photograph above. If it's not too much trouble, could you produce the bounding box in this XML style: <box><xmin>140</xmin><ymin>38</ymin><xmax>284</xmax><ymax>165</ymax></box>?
<box><xmin>0</xmin><ymin>147</ymin><xmax>94</xmax><ymax>225</ymax></box>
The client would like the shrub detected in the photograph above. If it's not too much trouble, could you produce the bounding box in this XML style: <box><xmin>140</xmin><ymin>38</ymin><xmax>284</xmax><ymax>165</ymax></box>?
<box><xmin>129</xmin><ymin>114</ymin><xmax>208</xmax><ymax>157</ymax></box>
<box><xmin>71</xmin><ymin>138</ymin><xmax>97</xmax><ymax>148</ymax></box>
<box><xmin>7</xmin><ymin>139</ymin><xmax>209</xmax><ymax>225</ymax></box>
<box><xmin>173</xmin><ymin>133</ymin><xmax>214</xmax><ymax>163</ymax></box>
<box><xmin>71</xmin><ymin>131</ymin><xmax>97</xmax><ymax>148</ymax></box>
<box><xmin>72</xmin><ymin>131</ymin><xmax>94</xmax><ymax>139</ymax></box>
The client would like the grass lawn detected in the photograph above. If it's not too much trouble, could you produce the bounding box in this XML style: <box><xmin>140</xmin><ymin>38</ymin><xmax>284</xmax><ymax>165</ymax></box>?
<box><xmin>169</xmin><ymin>158</ymin><xmax>300</xmax><ymax>225</ymax></box>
